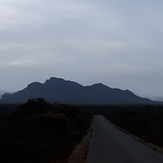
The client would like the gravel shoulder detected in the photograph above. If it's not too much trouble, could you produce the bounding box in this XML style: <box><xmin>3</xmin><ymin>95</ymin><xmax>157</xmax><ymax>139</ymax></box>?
<box><xmin>68</xmin><ymin>120</ymin><xmax>94</xmax><ymax>163</ymax></box>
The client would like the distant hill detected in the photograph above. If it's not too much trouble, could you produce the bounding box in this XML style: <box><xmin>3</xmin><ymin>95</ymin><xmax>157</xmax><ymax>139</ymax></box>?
<box><xmin>0</xmin><ymin>90</ymin><xmax>6</xmax><ymax>99</ymax></box>
<box><xmin>0</xmin><ymin>77</ymin><xmax>155</xmax><ymax>104</ymax></box>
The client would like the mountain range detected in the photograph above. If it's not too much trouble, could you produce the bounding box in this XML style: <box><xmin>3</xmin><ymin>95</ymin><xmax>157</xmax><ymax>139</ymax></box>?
<box><xmin>0</xmin><ymin>90</ymin><xmax>6</xmax><ymax>99</ymax></box>
<box><xmin>0</xmin><ymin>77</ymin><xmax>155</xmax><ymax>104</ymax></box>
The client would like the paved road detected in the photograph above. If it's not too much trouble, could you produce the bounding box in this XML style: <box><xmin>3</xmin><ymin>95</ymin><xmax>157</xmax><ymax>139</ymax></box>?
<box><xmin>87</xmin><ymin>115</ymin><xmax>163</xmax><ymax>163</ymax></box>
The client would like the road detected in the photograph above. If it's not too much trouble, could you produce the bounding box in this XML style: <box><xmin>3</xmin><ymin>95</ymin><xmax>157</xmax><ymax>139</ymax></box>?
<box><xmin>87</xmin><ymin>115</ymin><xmax>163</xmax><ymax>163</ymax></box>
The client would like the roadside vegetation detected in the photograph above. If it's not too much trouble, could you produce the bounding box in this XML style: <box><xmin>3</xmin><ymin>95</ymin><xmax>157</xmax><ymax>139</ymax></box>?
<box><xmin>79</xmin><ymin>104</ymin><xmax>163</xmax><ymax>149</ymax></box>
<box><xmin>1</xmin><ymin>102</ymin><xmax>163</xmax><ymax>162</ymax></box>
<box><xmin>0</xmin><ymin>98</ymin><xmax>92</xmax><ymax>163</ymax></box>
<box><xmin>104</xmin><ymin>105</ymin><xmax>163</xmax><ymax>148</ymax></box>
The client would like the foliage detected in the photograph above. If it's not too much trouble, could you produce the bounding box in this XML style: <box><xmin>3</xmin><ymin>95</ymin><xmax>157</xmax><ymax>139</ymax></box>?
<box><xmin>104</xmin><ymin>105</ymin><xmax>163</xmax><ymax>148</ymax></box>
<box><xmin>0</xmin><ymin>98</ymin><xmax>92</xmax><ymax>163</ymax></box>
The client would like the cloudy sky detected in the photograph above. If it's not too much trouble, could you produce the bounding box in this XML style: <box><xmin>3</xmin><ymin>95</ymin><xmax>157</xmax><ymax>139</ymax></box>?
<box><xmin>0</xmin><ymin>0</ymin><xmax>163</xmax><ymax>99</ymax></box>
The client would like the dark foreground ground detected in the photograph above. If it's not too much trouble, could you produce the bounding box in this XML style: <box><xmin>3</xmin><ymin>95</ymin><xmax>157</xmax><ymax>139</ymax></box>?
<box><xmin>1</xmin><ymin>103</ymin><xmax>163</xmax><ymax>162</ymax></box>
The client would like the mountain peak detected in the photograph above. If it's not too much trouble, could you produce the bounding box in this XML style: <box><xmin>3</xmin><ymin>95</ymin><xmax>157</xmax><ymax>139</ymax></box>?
<box><xmin>28</xmin><ymin>81</ymin><xmax>42</xmax><ymax>86</ymax></box>
<box><xmin>45</xmin><ymin>77</ymin><xmax>65</xmax><ymax>83</ymax></box>
<box><xmin>92</xmin><ymin>83</ymin><xmax>109</xmax><ymax>87</ymax></box>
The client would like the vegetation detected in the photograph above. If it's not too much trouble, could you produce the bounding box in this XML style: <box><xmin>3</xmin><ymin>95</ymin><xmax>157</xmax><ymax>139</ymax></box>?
<box><xmin>104</xmin><ymin>105</ymin><xmax>163</xmax><ymax>148</ymax></box>
<box><xmin>78</xmin><ymin>104</ymin><xmax>163</xmax><ymax>148</ymax></box>
<box><xmin>1</xmin><ymin>101</ymin><xmax>163</xmax><ymax>162</ymax></box>
<box><xmin>0</xmin><ymin>98</ymin><xmax>92</xmax><ymax>163</ymax></box>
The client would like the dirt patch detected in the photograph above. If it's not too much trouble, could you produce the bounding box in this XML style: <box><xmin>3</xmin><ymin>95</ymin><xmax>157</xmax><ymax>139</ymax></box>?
<box><xmin>68</xmin><ymin>120</ymin><xmax>94</xmax><ymax>163</ymax></box>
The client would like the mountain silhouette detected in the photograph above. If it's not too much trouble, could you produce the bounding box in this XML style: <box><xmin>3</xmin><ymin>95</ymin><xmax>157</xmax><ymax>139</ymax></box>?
<box><xmin>0</xmin><ymin>90</ymin><xmax>6</xmax><ymax>99</ymax></box>
<box><xmin>0</xmin><ymin>77</ymin><xmax>154</xmax><ymax>104</ymax></box>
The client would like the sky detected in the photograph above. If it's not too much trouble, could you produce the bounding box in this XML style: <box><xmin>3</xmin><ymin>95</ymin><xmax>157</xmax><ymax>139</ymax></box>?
<box><xmin>0</xmin><ymin>0</ymin><xmax>163</xmax><ymax>100</ymax></box>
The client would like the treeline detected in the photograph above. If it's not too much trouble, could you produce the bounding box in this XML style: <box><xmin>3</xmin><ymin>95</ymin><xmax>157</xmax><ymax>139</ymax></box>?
<box><xmin>0</xmin><ymin>98</ymin><xmax>92</xmax><ymax>163</ymax></box>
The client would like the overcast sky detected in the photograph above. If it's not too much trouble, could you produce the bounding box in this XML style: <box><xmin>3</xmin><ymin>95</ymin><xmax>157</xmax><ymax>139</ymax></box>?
<box><xmin>0</xmin><ymin>0</ymin><xmax>163</xmax><ymax>99</ymax></box>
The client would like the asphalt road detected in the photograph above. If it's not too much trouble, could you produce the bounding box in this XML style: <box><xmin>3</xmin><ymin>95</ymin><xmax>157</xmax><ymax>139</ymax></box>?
<box><xmin>87</xmin><ymin>115</ymin><xmax>163</xmax><ymax>163</ymax></box>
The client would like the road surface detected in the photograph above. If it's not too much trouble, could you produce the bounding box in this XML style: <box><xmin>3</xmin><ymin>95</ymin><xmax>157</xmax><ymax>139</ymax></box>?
<box><xmin>87</xmin><ymin>115</ymin><xmax>163</xmax><ymax>163</ymax></box>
